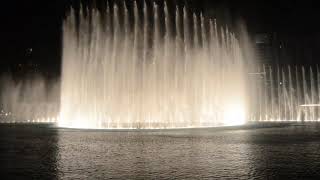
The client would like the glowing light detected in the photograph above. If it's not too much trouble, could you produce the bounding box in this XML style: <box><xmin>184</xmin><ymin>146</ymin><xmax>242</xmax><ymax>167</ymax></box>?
<box><xmin>300</xmin><ymin>104</ymin><xmax>320</xmax><ymax>107</ymax></box>
<box><xmin>223</xmin><ymin>103</ymin><xmax>246</xmax><ymax>126</ymax></box>
<box><xmin>58</xmin><ymin>115</ymin><xmax>97</xmax><ymax>129</ymax></box>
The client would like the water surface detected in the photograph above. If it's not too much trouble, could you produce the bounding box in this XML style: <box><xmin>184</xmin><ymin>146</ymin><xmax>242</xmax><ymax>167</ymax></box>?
<box><xmin>1</xmin><ymin>124</ymin><xmax>320</xmax><ymax>179</ymax></box>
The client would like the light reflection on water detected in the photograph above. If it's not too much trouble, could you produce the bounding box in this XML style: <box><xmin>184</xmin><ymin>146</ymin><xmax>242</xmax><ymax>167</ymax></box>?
<box><xmin>1</xmin><ymin>124</ymin><xmax>320</xmax><ymax>179</ymax></box>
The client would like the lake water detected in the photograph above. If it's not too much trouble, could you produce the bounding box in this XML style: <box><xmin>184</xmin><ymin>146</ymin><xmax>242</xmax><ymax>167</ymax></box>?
<box><xmin>1</xmin><ymin>124</ymin><xmax>320</xmax><ymax>179</ymax></box>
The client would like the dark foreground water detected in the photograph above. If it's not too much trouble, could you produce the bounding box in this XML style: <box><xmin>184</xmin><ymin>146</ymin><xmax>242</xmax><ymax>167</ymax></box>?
<box><xmin>1</xmin><ymin>124</ymin><xmax>320</xmax><ymax>179</ymax></box>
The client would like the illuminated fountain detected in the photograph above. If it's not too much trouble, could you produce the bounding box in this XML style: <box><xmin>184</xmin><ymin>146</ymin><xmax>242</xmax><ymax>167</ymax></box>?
<box><xmin>1</xmin><ymin>1</ymin><xmax>318</xmax><ymax>128</ymax></box>
<box><xmin>0</xmin><ymin>74</ymin><xmax>59</xmax><ymax>123</ymax></box>
<box><xmin>59</xmin><ymin>1</ymin><xmax>253</xmax><ymax>129</ymax></box>
<box><xmin>59</xmin><ymin>1</ymin><xmax>254</xmax><ymax>129</ymax></box>
<box><xmin>250</xmin><ymin>65</ymin><xmax>320</xmax><ymax>122</ymax></box>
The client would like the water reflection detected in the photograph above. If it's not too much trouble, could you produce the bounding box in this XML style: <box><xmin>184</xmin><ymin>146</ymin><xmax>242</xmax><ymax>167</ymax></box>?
<box><xmin>0</xmin><ymin>124</ymin><xmax>59</xmax><ymax>179</ymax></box>
<box><xmin>245</xmin><ymin>125</ymin><xmax>320</xmax><ymax>179</ymax></box>
<box><xmin>1</xmin><ymin>124</ymin><xmax>320</xmax><ymax>179</ymax></box>
<box><xmin>56</xmin><ymin>128</ymin><xmax>256</xmax><ymax>179</ymax></box>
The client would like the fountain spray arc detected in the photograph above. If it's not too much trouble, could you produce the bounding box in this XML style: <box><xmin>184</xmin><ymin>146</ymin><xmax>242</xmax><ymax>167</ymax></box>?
<box><xmin>59</xmin><ymin>0</ymin><xmax>255</xmax><ymax>129</ymax></box>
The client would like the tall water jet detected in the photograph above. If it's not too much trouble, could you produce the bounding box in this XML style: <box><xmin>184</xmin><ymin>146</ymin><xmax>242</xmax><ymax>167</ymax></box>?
<box><xmin>0</xmin><ymin>74</ymin><xmax>59</xmax><ymax>123</ymax></box>
<box><xmin>59</xmin><ymin>1</ymin><xmax>253</xmax><ymax>129</ymax></box>
<box><xmin>250</xmin><ymin>64</ymin><xmax>320</xmax><ymax>122</ymax></box>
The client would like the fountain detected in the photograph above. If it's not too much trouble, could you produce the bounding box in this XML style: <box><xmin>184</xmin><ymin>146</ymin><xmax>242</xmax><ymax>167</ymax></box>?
<box><xmin>58</xmin><ymin>0</ymin><xmax>255</xmax><ymax>129</ymax></box>
<box><xmin>0</xmin><ymin>74</ymin><xmax>59</xmax><ymax>123</ymax></box>
<box><xmin>1</xmin><ymin>0</ymin><xmax>319</xmax><ymax>128</ymax></box>
<box><xmin>0</xmin><ymin>1</ymin><xmax>318</xmax><ymax>128</ymax></box>
<box><xmin>250</xmin><ymin>65</ymin><xmax>320</xmax><ymax>122</ymax></box>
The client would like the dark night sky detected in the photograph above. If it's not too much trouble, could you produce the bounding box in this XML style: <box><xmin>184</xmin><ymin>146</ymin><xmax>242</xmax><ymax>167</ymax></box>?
<box><xmin>1</xmin><ymin>0</ymin><xmax>319</xmax><ymax>76</ymax></box>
